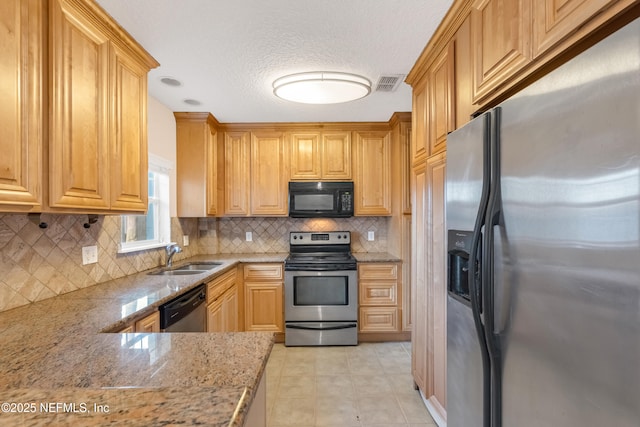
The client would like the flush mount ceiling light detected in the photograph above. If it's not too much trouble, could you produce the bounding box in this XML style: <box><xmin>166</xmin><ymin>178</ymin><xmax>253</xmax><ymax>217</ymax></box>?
<box><xmin>273</xmin><ymin>72</ymin><xmax>371</xmax><ymax>104</ymax></box>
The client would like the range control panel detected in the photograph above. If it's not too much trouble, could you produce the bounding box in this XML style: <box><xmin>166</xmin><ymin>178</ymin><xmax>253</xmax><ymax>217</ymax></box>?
<box><xmin>289</xmin><ymin>231</ymin><xmax>351</xmax><ymax>245</ymax></box>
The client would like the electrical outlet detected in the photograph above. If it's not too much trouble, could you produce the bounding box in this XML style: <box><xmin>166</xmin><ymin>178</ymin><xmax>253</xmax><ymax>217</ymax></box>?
<box><xmin>246</xmin><ymin>231</ymin><xmax>253</xmax><ymax>242</ymax></box>
<box><xmin>183</xmin><ymin>235</ymin><xmax>190</xmax><ymax>246</ymax></box>
<box><xmin>82</xmin><ymin>245</ymin><xmax>98</xmax><ymax>265</ymax></box>
<box><xmin>367</xmin><ymin>231</ymin><xmax>375</xmax><ymax>241</ymax></box>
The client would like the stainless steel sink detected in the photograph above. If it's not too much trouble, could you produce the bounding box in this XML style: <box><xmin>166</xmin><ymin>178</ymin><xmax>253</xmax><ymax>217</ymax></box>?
<box><xmin>148</xmin><ymin>269</ymin><xmax>206</xmax><ymax>276</ymax></box>
<box><xmin>174</xmin><ymin>262</ymin><xmax>222</xmax><ymax>271</ymax></box>
<box><xmin>147</xmin><ymin>261</ymin><xmax>222</xmax><ymax>276</ymax></box>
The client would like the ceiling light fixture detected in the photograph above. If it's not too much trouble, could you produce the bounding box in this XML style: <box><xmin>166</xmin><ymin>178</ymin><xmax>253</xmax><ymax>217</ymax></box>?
<box><xmin>273</xmin><ymin>72</ymin><xmax>371</xmax><ymax>104</ymax></box>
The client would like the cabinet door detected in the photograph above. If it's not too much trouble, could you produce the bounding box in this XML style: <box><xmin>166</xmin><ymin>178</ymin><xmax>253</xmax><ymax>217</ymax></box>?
<box><xmin>49</xmin><ymin>0</ymin><xmax>110</xmax><ymax>210</ymax></box>
<box><xmin>322</xmin><ymin>132</ymin><xmax>352</xmax><ymax>180</ymax></box>
<box><xmin>251</xmin><ymin>132</ymin><xmax>288</xmax><ymax>216</ymax></box>
<box><xmin>471</xmin><ymin>0</ymin><xmax>532</xmax><ymax>103</ymax></box>
<box><xmin>0</xmin><ymin>0</ymin><xmax>44</xmax><ymax>211</ymax></box>
<box><xmin>430</xmin><ymin>44</ymin><xmax>455</xmax><ymax>155</ymax></box>
<box><xmin>245</xmin><ymin>282</ymin><xmax>283</xmax><ymax>332</ymax></box>
<box><xmin>135</xmin><ymin>311</ymin><xmax>160</xmax><ymax>333</ymax></box>
<box><xmin>290</xmin><ymin>133</ymin><xmax>321</xmax><ymax>180</ymax></box>
<box><xmin>453</xmin><ymin>14</ymin><xmax>475</xmax><ymax>129</ymax></box>
<box><xmin>411</xmin><ymin>83</ymin><xmax>429</xmax><ymax>164</ymax></box>
<box><xmin>425</xmin><ymin>152</ymin><xmax>447</xmax><ymax>417</ymax></box>
<box><xmin>411</xmin><ymin>162</ymin><xmax>429</xmax><ymax>394</ymax></box>
<box><xmin>110</xmin><ymin>44</ymin><xmax>148</xmax><ymax>211</ymax></box>
<box><xmin>207</xmin><ymin>298</ymin><xmax>225</xmax><ymax>332</ymax></box>
<box><xmin>354</xmin><ymin>131</ymin><xmax>392</xmax><ymax>216</ymax></box>
<box><xmin>532</xmin><ymin>0</ymin><xmax>623</xmax><ymax>57</ymax></box>
<box><xmin>223</xmin><ymin>285</ymin><xmax>239</xmax><ymax>332</ymax></box>
<box><xmin>224</xmin><ymin>132</ymin><xmax>250</xmax><ymax>215</ymax></box>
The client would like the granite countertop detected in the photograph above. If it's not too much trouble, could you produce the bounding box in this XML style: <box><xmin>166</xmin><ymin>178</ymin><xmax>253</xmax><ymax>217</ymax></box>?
<box><xmin>353</xmin><ymin>252</ymin><xmax>402</xmax><ymax>262</ymax></box>
<box><xmin>0</xmin><ymin>253</ymin><xmax>286</xmax><ymax>426</ymax></box>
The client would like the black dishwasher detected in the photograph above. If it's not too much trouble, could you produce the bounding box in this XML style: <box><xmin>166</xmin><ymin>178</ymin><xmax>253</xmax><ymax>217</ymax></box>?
<box><xmin>159</xmin><ymin>284</ymin><xmax>207</xmax><ymax>332</ymax></box>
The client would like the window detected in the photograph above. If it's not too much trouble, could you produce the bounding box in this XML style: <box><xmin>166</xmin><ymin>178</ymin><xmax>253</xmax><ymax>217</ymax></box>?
<box><xmin>118</xmin><ymin>155</ymin><xmax>172</xmax><ymax>253</ymax></box>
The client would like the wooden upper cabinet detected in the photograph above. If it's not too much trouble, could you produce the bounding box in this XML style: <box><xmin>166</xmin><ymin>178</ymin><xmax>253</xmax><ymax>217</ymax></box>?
<box><xmin>49</xmin><ymin>0</ymin><xmax>111</xmax><ymax>210</ymax></box>
<box><xmin>471</xmin><ymin>0</ymin><xmax>532</xmax><ymax>103</ymax></box>
<box><xmin>430</xmin><ymin>43</ymin><xmax>456</xmax><ymax>155</ymax></box>
<box><xmin>453</xmin><ymin>14</ymin><xmax>475</xmax><ymax>129</ymax></box>
<box><xmin>110</xmin><ymin>44</ymin><xmax>149</xmax><ymax>211</ymax></box>
<box><xmin>251</xmin><ymin>132</ymin><xmax>288</xmax><ymax>216</ymax></box>
<box><xmin>411</xmin><ymin>83</ymin><xmax>429</xmax><ymax>165</ymax></box>
<box><xmin>354</xmin><ymin>131</ymin><xmax>392</xmax><ymax>216</ymax></box>
<box><xmin>290</xmin><ymin>133</ymin><xmax>321</xmax><ymax>180</ymax></box>
<box><xmin>0</xmin><ymin>0</ymin><xmax>45</xmax><ymax>212</ymax></box>
<box><xmin>290</xmin><ymin>131</ymin><xmax>351</xmax><ymax>180</ymax></box>
<box><xmin>321</xmin><ymin>132</ymin><xmax>352</xmax><ymax>180</ymax></box>
<box><xmin>532</xmin><ymin>0</ymin><xmax>634</xmax><ymax>57</ymax></box>
<box><xmin>224</xmin><ymin>132</ymin><xmax>250</xmax><ymax>216</ymax></box>
<box><xmin>175</xmin><ymin>113</ymin><xmax>221</xmax><ymax>217</ymax></box>
<box><xmin>48</xmin><ymin>0</ymin><xmax>158</xmax><ymax>212</ymax></box>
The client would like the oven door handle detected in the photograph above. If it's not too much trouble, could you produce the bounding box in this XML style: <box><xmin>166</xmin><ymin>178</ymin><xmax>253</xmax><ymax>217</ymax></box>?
<box><xmin>286</xmin><ymin>323</ymin><xmax>357</xmax><ymax>331</ymax></box>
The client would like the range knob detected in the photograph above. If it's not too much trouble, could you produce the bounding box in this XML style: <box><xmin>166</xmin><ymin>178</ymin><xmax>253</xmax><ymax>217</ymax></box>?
<box><xmin>293</xmin><ymin>235</ymin><xmax>297</xmax><ymax>240</ymax></box>
<box><xmin>343</xmin><ymin>234</ymin><xmax>348</xmax><ymax>239</ymax></box>
<box><xmin>337</xmin><ymin>235</ymin><xmax>342</xmax><ymax>239</ymax></box>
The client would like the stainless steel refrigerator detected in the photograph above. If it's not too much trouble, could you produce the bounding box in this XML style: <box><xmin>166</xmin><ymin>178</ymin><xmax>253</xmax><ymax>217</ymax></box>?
<box><xmin>445</xmin><ymin>17</ymin><xmax>640</xmax><ymax>427</ymax></box>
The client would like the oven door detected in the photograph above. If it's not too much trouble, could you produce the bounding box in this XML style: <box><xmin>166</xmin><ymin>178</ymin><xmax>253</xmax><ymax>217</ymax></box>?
<box><xmin>284</xmin><ymin>269</ymin><xmax>357</xmax><ymax>322</ymax></box>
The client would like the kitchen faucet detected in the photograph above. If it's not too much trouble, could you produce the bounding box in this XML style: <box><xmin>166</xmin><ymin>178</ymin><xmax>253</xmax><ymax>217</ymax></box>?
<box><xmin>165</xmin><ymin>243</ymin><xmax>182</xmax><ymax>268</ymax></box>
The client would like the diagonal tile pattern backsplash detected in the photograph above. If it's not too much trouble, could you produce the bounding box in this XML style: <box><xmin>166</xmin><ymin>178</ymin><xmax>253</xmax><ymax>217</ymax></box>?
<box><xmin>0</xmin><ymin>214</ymin><xmax>198</xmax><ymax>313</ymax></box>
<box><xmin>0</xmin><ymin>214</ymin><xmax>388</xmax><ymax>313</ymax></box>
<box><xmin>199</xmin><ymin>216</ymin><xmax>388</xmax><ymax>254</ymax></box>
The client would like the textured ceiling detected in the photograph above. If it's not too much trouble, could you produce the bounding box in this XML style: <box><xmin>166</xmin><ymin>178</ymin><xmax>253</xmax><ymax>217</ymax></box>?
<box><xmin>97</xmin><ymin>0</ymin><xmax>453</xmax><ymax>123</ymax></box>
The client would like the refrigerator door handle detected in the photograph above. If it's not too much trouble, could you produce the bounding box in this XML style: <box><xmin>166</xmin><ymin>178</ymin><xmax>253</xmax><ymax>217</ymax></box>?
<box><xmin>484</xmin><ymin>106</ymin><xmax>503</xmax><ymax>427</ymax></box>
<box><xmin>469</xmin><ymin>112</ymin><xmax>493</xmax><ymax>427</ymax></box>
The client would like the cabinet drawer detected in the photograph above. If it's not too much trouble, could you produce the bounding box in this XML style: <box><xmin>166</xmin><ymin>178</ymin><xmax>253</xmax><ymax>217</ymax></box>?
<box><xmin>360</xmin><ymin>282</ymin><xmax>397</xmax><ymax>306</ymax></box>
<box><xmin>359</xmin><ymin>307</ymin><xmax>398</xmax><ymax>332</ymax></box>
<box><xmin>358</xmin><ymin>263</ymin><xmax>398</xmax><ymax>280</ymax></box>
<box><xmin>207</xmin><ymin>268</ymin><xmax>236</xmax><ymax>303</ymax></box>
<box><xmin>244</xmin><ymin>263</ymin><xmax>283</xmax><ymax>281</ymax></box>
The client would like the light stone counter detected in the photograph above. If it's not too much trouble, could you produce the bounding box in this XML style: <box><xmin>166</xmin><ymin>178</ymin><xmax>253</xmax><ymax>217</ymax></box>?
<box><xmin>353</xmin><ymin>252</ymin><xmax>402</xmax><ymax>263</ymax></box>
<box><xmin>0</xmin><ymin>253</ymin><xmax>285</xmax><ymax>426</ymax></box>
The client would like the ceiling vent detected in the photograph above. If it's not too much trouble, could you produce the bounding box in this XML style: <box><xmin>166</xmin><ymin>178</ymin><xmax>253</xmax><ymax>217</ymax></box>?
<box><xmin>375</xmin><ymin>74</ymin><xmax>405</xmax><ymax>92</ymax></box>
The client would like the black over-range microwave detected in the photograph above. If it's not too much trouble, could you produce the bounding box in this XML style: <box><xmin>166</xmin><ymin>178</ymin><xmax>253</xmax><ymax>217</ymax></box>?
<box><xmin>288</xmin><ymin>181</ymin><xmax>354</xmax><ymax>218</ymax></box>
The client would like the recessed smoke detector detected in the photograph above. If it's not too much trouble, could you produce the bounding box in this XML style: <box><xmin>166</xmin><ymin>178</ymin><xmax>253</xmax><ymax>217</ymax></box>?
<box><xmin>183</xmin><ymin>99</ymin><xmax>201</xmax><ymax>106</ymax></box>
<box><xmin>375</xmin><ymin>74</ymin><xmax>405</xmax><ymax>92</ymax></box>
<box><xmin>160</xmin><ymin>77</ymin><xmax>182</xmax><ymax>87</ymax></box>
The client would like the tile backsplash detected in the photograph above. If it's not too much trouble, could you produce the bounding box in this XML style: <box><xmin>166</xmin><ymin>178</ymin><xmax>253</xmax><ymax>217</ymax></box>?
<box><xmin>198</xmin><ymin>216</ymin><xmax>388</xmax><ymax>254</ymax></box>
<box><xmin>0</xmin><ymin>214</ymin><xmax>198</xmax><ymax>313</ymax></box>
<box><xmin>0</xmin><ymin>214</ymin><xmax>388</xmax><ymax>313</ymax></box>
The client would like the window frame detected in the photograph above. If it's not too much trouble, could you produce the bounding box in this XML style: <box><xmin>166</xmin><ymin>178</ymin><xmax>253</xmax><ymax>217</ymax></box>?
<box><xmin>118</xmin><ymin>154</ymin><xmax>174</xmax><ymax>254</ymax></box>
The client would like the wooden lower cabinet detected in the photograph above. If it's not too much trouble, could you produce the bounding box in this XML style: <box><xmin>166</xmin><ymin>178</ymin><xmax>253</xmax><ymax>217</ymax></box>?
<box><xmin>206</xmin><ymin>268</ymin><xmax>239</xmax><ymax>332</ymax></box>
<box><xmin>358</xmin><ymin>262</ymin><xmax>406</xmax><ymax>338</ymax></box>
<box><xmin>135</xmin><ymin>311</ymin><xmax>160</xmax><ymax>333</ymax></box>
<box><xmin>244</xmin><ymin>264</ymin><xmax>284</xmax><ymax>333</ymax></box>
<box><xmin>116</xmin><ymin>311</ymin><xmax>160</xmax><ymax>333</ymax></box>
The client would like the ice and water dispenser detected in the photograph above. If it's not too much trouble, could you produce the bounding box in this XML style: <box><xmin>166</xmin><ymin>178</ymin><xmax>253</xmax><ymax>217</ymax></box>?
<box><xmin>447</xmin><ymin>230</ymin><xmax>474</xmax><ymax>306</ymax></box>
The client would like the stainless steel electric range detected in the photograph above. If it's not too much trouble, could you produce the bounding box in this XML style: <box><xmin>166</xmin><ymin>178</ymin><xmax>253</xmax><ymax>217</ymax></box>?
<box><xmin>284</xmin><ymin>231</ymin><xmax>358</xmax><ymax>346</ymax></box>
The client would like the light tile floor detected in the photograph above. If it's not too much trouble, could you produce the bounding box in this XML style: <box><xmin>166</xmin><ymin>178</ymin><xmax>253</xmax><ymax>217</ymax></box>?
<box><xmin>266</xmin><ymin>341</ymin><xmax>437</xmax><ymax>427</ymax></box>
